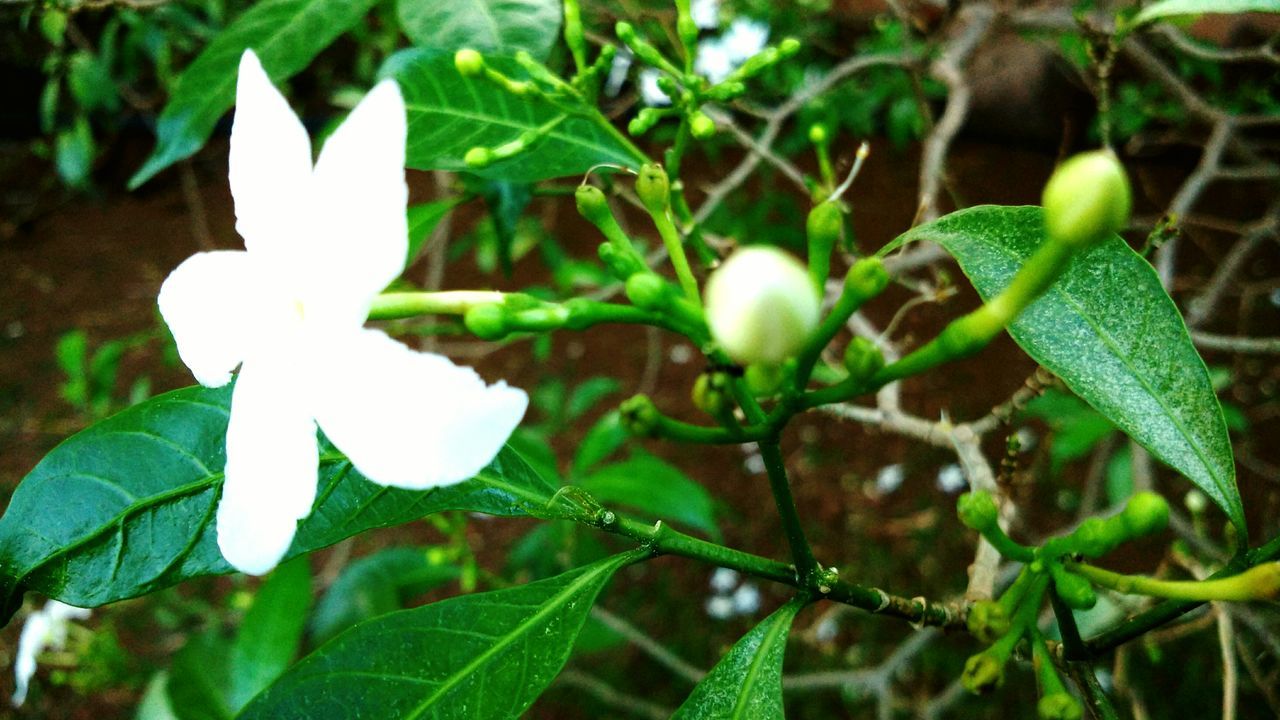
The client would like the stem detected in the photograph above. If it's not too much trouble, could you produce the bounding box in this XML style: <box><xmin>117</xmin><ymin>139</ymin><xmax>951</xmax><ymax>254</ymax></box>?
<box><xmin>368</xmin><ymin>291</ymin><xmax>505</xmax><ymax>320</ymax></box>
<box><xmin>793</xmin><ymin>283</ymin><xmax>863</xmax><ymax>389</ymax></box>
<box><xmin>650</xmin><ymin>413</ymin><xmax>765</xmax><ymax>444</ymax></box>
<box><xmin>759</xmin><ymin>440</ymin><xmax>819</xmax><ymax>585</ymax></box>
<box><xmin>1067</xmin><ymin>560</ymin><xmax>1280</xmax><ymax>602</ymax></box>
<box><xmin>651</xmin><ymin>206</ymin><xmax>701</xmax><ymax>304</ymax></box>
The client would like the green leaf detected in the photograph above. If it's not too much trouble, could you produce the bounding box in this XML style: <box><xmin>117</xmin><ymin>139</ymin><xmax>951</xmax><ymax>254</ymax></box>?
<box><xmin>566</xmin><ymin>377</ymin><xmax>622</xmax><ymax>420</ymax></box>
<box><xmin>0</xmin><ymin>385</ymin><xmax>555</xmax><ymax>620</ymax></box>
<box><xmin>379</xmin><ymin>49</ymin><xmax>646</xmax><ymax>182</ymax></box>
<box><xmin>406</xmin><ymin>199</ymin><xmax>459</xmax><ymax>264</ymax></box>
<box><xmin>228</xmin><ymin>558</ymin><xmax>312</xmax><ymax>711</ymax></box>
<box><xmin>238</xmin><ymin>552</ymin><xmax>640</xmax><ymax>720</ymax></box>
<box><xmin>128</xmin><ymin>0</ymin><xmax>379</xmax><ymax>188</ymax></box>
<box><xmin>671</xmin><ymin>597</ymin><xmax>805</xmax><ymax>719</ymax></box>
<box><xmin>1133</xmin><ymin>0</ymin><xmax>1280</xmax><ymax>26</ymax></box>
<box><xmin>166</xmin><ymin>633</ymin><xmax>233</xmax><ymax>720</ymax></box>
<box><xmin>578</xmin><ymin>452</ymin><xmax>721</xmax><ymax>541</ymax></box>
<box><xmin>890</xmin><ymin>206</ymin><xmax>1242</xmax><ymax>531</ymax></box>
<box><xmin>55</xmin><ymin>116</ymin><xmax>95</xmax><ymax>188</ymax></box>
<box><xmin>135</xmin><ymin>672</ymin><xmax>180</xmax><ymax>720</ymax></box>
<box><xmin>570</xmin><ymin>411</ymin><xmax>627</xmax><ymax>478</ymax></box>
<box><xmin>396</xmin><ymin>0</ymin><xmax>561</xmax><ymax>61</ymax></box>
<box><xmin>310</xmin><ymin>546</ymin><xmax>459</xmax><ymax>645</ymax></box>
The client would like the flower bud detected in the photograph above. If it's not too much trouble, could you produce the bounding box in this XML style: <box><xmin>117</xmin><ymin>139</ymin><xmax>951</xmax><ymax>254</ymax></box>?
<box><xmin>1066</xmin><ymin>517</ymin><xmax>1122</xmax><ymax>558</ymax></box>
<box><xmin>692</xmin><ymin>373</ymin><xmax>731</xmax><ymax>416</ymax></box>
<box><xmin>1041</xmin><ymin>150</ymin><xmax>1131</xmax><ymax>248</ymax></box>
<box><xmin>575</xmin><ymin>185</ymin><xmax>610</xmax><ymax>224</ymax></box>
<box><xmin>464</xmin><ymin>304</ymin><xmax>507</xmax><ymax>340</ymax></box>
<box><xmin>704</xmin><ymin>247</ymin><xmax>821</xmax><ymax>366</ymax></box>
<box><xmin>625</xmin><ymin>272</ymin><xmax>671</xmax><ymax>310</ymax></box>
<box><xmin>778</xmin><ymin>37</ymin><xmax>801</xmax><ymax>57</ymax></box>
<box><xmin>967</xmin><ymin>600</ymin><xmax>1011</xmax><ymax>645</ymax></box>
<box><xmin>1038</xmin><ymin>693</ymin><xmax>1084</xmax><ymax>720</ymax></box>
<box><xmin>1050</xmin><ymin>564</ymin><xmax>1097</xmax><ymax>610</ymax></box>
<box><xmin>454</xmin><ymin>48</ymin><xmax>485</xmax><ymax>77</ymax></box>
<box><xmin>844</xmin><ymin>257</ymin><xmax>889</xmax><ymax>301</ymax></box>
<box><xmin>842</xmin><ymin>336</ymin><xmax>884</xmax><ymax>382</ymax></box>
<box><xmin>689</xmin><ymin>111</ymin><xmax>716</xmax><ymax>139</ymax></box>
<box><xmin>620</xmin><ymin>394</ymin><xmax>659</xmax><ymax>437</ymax></box>
<box><xmin>636</xmin><ymin>163</ymin><xmax>670</xmax><ymax>215</ymax></box>
<box><xmin>808</xmin><ymin>123</ymin><xmax>828</xmax><ymax>146</ymax></box>
<box><xmin>957</xmin><ymin>491</ymin><xmax>999</xmax><ymax>533</ymax></box>
<box><xmin>962</xmin><ymin>652</ymin><xmax>1005</xmax><ymax>694</ymax></box>
<box><xmin>744</xmin><ymin>363</ymin><xmax>786</xmax><ymax>396</ymax></box>
<box><xmin>464</xmin><ymin>146</ymin><xmax>494</xmax><ymax>168</ymax></box>
<box><xmin>1121</xmin><ymin>491</ymin><xmax>1169</xmax><ymax>538</ymax></box>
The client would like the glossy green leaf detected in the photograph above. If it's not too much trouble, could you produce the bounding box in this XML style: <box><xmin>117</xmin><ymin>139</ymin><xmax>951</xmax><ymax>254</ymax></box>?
<box><xmin>309</xmin><ymin>546</ymin><xmax>459</xmax><ymax>645</ymax></box>
<box><xmin>239</xmin><ymin>552</ymin><xmax>641</xmax><ymax>719</ymax></box>
<box><xmin>228</xmin><ymin>558</ymin><xmax>312</xmax><ymax>711</ymax></box>
<box><xmin>1133</xmin><ymin>0</ymin><xmax>1280</xmax><ymax>26</ymax></box>
<box><xmin>128</xmin><ymin>0</ymin><xmax>379</xmax><ymax>188</ymax></box>
<box><xmin>579</xmin><ymin>452</ymin><xmax>721</xmax><ymax>540</ymax></box>
<box><xmin>166</xmin><ymin>633</ymin><xmax>233</xmax><ymax>720</ymax></box>
<box><xmin>570</xmin><ymin>411</ymin><xmax>627</xmax><ymax>478</ymax></box>
<box><xmin>671</xmin><ymin>597</ymin><xmax>805</xmax><ymax>719</ymax></box>
<box><xmin>396</xmin><ymin>0</ymin><xmax>561</xmax><ymax>61</ymax></box>
<box><xmin>890</xmin><ymin>205</ymin><xmax>1242</xmax><ymax>531</ymax></box>
<box><xmin>135</xmin><ymin>672</ymin><xmax>180</xmax><ymax>720</ymax></box>
<box><xmin>379</xmin><ymin>49</ymin><xmax>647</xmax><ymax>182</ymax></box>
<box><xmin>0</xmin><ymin>385</ymin><xmax>555</xmax><ymax>621</ymax></box>
<box><xmin>407</xmin><ymin>200</ymin><xmax>459</xmax><ymax>264</ymax></box>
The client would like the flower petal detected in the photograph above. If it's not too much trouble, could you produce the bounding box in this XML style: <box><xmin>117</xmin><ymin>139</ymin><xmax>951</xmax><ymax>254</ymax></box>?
<box><xmin>314</xmin><ymin>329</ymin><xmax>527</xmax><ymax>490</ymax></box>
<box><xmin>305</xmin><ymin>80</ymin><xmax>409</xmax><ymax>329</ymax></box>
<box><xmin>229</xmin><ymin>50</ymin><xmax>313</xmax><ymax>262</ymax></box>
<box><xmin>217</xmin><ymin>352</ymin><xmax>319</xmax><ymax>576</ymax></box>
<box><xmin>158</xmin><ymin>250</ymin><xmax>265</xmax><ymax>387</ymax></box>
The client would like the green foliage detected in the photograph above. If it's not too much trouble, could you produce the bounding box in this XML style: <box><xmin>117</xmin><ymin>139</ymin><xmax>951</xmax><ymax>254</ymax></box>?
<box><xmin>0</xmin><ymin>385</ymin><xmax>555</xmax><ymax>617</ymax></box>
<box><xmin>309</xmin><ymin>546</ymin><xmax>459</xmax><ymax>645</ymax></box>
<box><xmin>397</xmin><ymin>0</ymin><xmax>562</xmax><ymax>60</ymax></box>
<box><xmin>671</xmin><ymin>597</ymin><xmax>805</xmax><ymax>719</ymax></box>
<box><xmin>890</xmin><ymin>205</ymin><xmax>1243</xmax><ymax>532</ymax></box>
<box><xmin>227</xmin><ymin>558</ymin><xmax>312</xmax><ymax>711</ymax></box>
<box><xmin>578</xmin><ymin>451</ymin><xmax>722</xmax><ymax>540</ymax></box>
<box><xmin>380</xmin><ymin>50</ymin><xmax>646</xmax><ymax>181</ymax></box>
<box><xmin>129</xmin><ymin>0</ymin><xmax>381</xmax><ymax>188</ymax></box>
<box><xmin>238</xmin><ymin>552</ymin><xmax>639</xmax><ymax>719</ymax></box>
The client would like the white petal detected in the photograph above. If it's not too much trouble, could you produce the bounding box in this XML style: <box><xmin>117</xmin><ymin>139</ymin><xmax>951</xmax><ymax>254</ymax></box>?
<box><xmin>229</xmin><ymin>50</ymin><xmax>313</xmax><ymax>262</ymax></box>
<box><xmin>305</xmin><ymin>80</ymin><xmax>408</xmax><ymax>329</ymax></box>
<box><xmin>158</xmin><ymin>251</ymin><xmax>265</xmax><ymax>387</ymax></box>
<box><xmin>217</xmin><ymin>352</ymin><xmax>319</xmax><ymax>576</ymax></box>
<box><xmin>11</xmin><ymin>612</ymin><xmax>50</xmax><ymax>707</ymax></box>
<box><xmin>313</xmin><ymin>329</ymin><xmax>527</xmax><ymax>490</ymax></box>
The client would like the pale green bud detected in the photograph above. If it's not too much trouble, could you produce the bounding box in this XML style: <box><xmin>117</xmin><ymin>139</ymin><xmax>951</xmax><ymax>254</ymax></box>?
<box><xmin>957</xmin><ymin>491</ymin><xmax>999</xmax><ymax>533</ymax></box>
<box><xmin>1121</xmin><ymin>491</ymin><xmax>1170</xmax><ymax>538</ymax></box>
<box><xmin>689</xmin><ymin>111</ymin><xmax>716</xmax><ymax>139</ymax></box>
<box><xmin>454</xmin><ymin>48</ymin><xmax>485</xmax><ymax>77</ymax></box>
<box><xmin>704</xmin><ymin>247</ymin><xmax>821</xmax><ymax>366</ymax></box>
<box><xmin>1042</xmin><ymin>150</ymin><xmax>1131</xmax><ymax>248</ymax></box>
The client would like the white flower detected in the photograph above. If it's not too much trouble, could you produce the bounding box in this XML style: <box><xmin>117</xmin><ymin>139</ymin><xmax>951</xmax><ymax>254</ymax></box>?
<box><xmin>937</xmin><ymin>463</ymin><xmax>967</xmax><ymax>493</ymax></box>
<box><xmin>705</xmin><ymin>595</ymin><xmax>735</xmax><ymax>620</ymax></box>
<box><xmin>638</xmin><ymin>68</ymin><xmax>671</xmax><ymax>106</ymax></box>
<box><xmin>690</xmin><ymin>0</ymin><xmax>720</xmax><ymax>29</ymax></box>
<box><xmin>875</xmin><ymin>464</ymin><xmax>905</xmax><ymax>495</ymax></box>
<box><xmin>12</xmin><ymin>601</ymin><xmax>90</xmax><ymax>707</ymax></box>
<box><xmin>158</xmin><ymin>51</ymin><xmax>527</xmax><ymax>576</ymax></box>
<box><xmin>695</xmin><ymin>17</ymin><xmax>769</xmax><ymax>84</ymax></box>
<box><xmin>731</xmin><ymin>583</ymin><xmax>761</xmax><ymax>615</ymax></box>
<box><xmin>709</xmin><ymin>567</ymin><xmax>740</xmax><ymax>593</ymax></box>
<box><xmin>605</xmin><ymin>48</ymin><xmax>634</xmax><ymax>98</ymax></box>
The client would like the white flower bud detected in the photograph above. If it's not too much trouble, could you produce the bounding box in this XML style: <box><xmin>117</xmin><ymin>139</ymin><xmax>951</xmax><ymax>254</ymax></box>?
<box><xmin>704</xmin><ymin>246</ymin><xmax>820</xmax><ymax>365</ymax></box>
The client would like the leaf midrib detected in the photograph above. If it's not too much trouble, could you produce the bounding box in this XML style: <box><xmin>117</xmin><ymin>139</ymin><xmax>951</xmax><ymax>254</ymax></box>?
<box><xmin>729</xmin><ymin>605</ymin><xmax>797</xmax><ymax>719</ymax></box>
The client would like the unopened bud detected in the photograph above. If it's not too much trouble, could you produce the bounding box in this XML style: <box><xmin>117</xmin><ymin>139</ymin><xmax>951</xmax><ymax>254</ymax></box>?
<box><xmin>808</xmin><ymin>123</ymin><xmax>828</xmax><ymax>145</ymax></box>
<box><xmin>778</xmin><ymin>37</ymin><xmax>801</xmax><ymax>57</ymax></box>
<box><xmin>962</xmin><ymin>652</ymin><xmax>1004</xmax><ymax>695</ymax></box>
<box><xmin>1050</xmin><ymin>565</ymin><xmax>1097</xmax><ymax>610</ymax></box>
<box><xmin>1038</xmin><ymin>693</ymin><xmax>1084</xmax><ymax>720</ymax></box>
<box><xmin>636</xmin><ymin>163</ymin><xmax>671</xmax><ymax>215</ymax></box>
<box><xmin>620</xmin><ymin>394</ymin><xmax>660</xmax><ymax>437</ymax></box>
<box><xmin>744</xmin><ymin>363</ymin><xmax>786</xmax><ymax>396</ymax></box>
<box><xmin>704</xmin><ymin>247</ymin><xmax>821</xmax><ymax>365</ymax></box>
<box><xmin>1121</xmin><ymin>491</ymin><xmax>1170</xmax><ymax>538</ymax></box>
<box><xmin>464</xmin><ymin>304</ymin><xmax>506</xmax><ymax>340</ymax></box>
<box><xmin>842</xmin><ymin>337</ymin><xmax>884</xmax><ymax>382</ymax></box>
<box><xmin>967</xmin><ymin>600</ymin><xmax>1011</xmax><ymax>645</ymax></box>
<box><xmin>844</xmin><ymin>257</ymin><xmax>889</xmax><ymax>301</ymax></box>
<box><xmin>1042</xmin><ymin>150</ymin><xmax>1131</xmax><ymax>248</ymax></box>
<box><xmin>454</xmin><ymin>48</ymin><xmax>485</xmax><ymax>77</ymax></box>
<box><xmin>625</xmin><ymin>272</ymin><xmax>671</xmax><ymax>310</ymax></box>
<box><xmin>692</xmin><ymin>373</ymin><xmax>732</xmax><ymax>416</ymax></box>
<box><xmin>689</xmin><ymin>111</ymin><xmax>716</xmax><ymax>139</ymax></box>
<box><xmin>464</xmin><ymin>147</ymin><xmax>494</xmax><ymax>168</ymax></box>
<box><xmin>957</xmin><ymin>491</ymin><xmax>999</xmax><ymax>533</ymax></box>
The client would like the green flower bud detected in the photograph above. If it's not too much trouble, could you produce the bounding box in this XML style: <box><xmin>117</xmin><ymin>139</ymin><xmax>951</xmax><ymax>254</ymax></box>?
<box><xmin>689</xmin><ymin>111</ymin><xmax>716</xmax><ymax>139</ymax></box>
<box><xmin>464</xmin><ymin>304</ymin><xmax>507</xmax><ymax>340</ymax></box>
<box><xmin>1121</xmin><ymin>491</ymin><xmax>1170</xmax><ymax>538</ymax></box>
<box><xmin>636</xmin><ymin>163</ymin><xmax>671</xmax><ymax>215</ymax></box>
<box><xmin>704</xmin><ymin>247</ymin><xmax>821</xmax><ymax>365</ymax></box>
<box><xmin>808</xmin><ymin>123</ymin><xmax>828</xmax><ymax>146</ymax></box>
<box><xmin>1038</xmin><ymin>694</ymin><xmax>1084</xmax><ymax>720</ymax></box>
<box><xmin>807</xmin><ymin>202</ymin><xmax>842</xmax><ymax>251</ymax></box>
<box><xmin>620</xmin><ymin>394</ymin><xmax>660</xmax><ymax>437</ymax></box>
<box><xmin>1042</xmin><ymin>150</ymin><xmax>1131</xmax><ymax>249</ymax></box>
<box><xmin>615</xmin><ymin>21</ymin><xmax>637</xmax><ymax>44</ymax></box>
<box><xmin>598</xmin><ymin>243</ymin><xmax>644</xmax><ymax>280</ymax></box>
<box><xmin>842</xmin><ymin>336</ymin><xmax>885</xmax><ymax>382</ymax></box>
<box><xmin>575</xmin><ymin>185</ymin><xmax>610</xmax><ymax>223</ymax></box>
<box><xmin>778</xmin><ymin>37</ymin><xmax>801</xmax><ymax>57</ymax></box>
<box><xmin>844</xmin><ymin>257</ymin><xmax>889</xmax><ymax>301</ymax></box>
<box><xmin>625</xmin><ymin>272</ymin><xmax>671</xmax><ymax>310</ymax></box>
<box><xmin>454</xmin><ymin>48</ymin><xmax>485</xmax><ymax>77</ymax></box>
<box><xmin>1050</xmin><ymin>564</ymin><xmax>1097</xmax><ymax>610</ymax></box>
<box><xmin>962</xmin><ymin>652</ymin><xmax>1005</xmax><ymax>695</ymax></box>
<box><xmin>1067</xmin><ymin>517</ymin><xmax>1123</xmax><ymax>558</ymax></box>
<box><xmin>464</xmin><ymin>146</ymin><xmax>494</xmax><ymax>168</ymax></box>
<box><xmin>744</xmin><ymin>362</ymin><xmax>787</xmax><ymax>396</ymax></box>
<box><xmin>629</xmin><ymin>108</ymin><xmax>663</xmax><ymax>136</ymax></box>
<box><xmin>957</xmin><ymin>491</ymin><xmax>999</xmax><ymax>533</ymax></box>
<box><xmin>692</xmin><ymin>373</ymin><xmax>732</xmax><ymax>416</ymax></box>
<box><xmin>967</xmin><ymin>600</ymin><xmax>1011</xmax><ymax>645</ymax></box>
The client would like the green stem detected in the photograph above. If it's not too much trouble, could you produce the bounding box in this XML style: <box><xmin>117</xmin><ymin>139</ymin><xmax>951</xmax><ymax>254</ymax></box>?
<box><xmin>759</xmin><ymin>440</ymin><xmax>819</xmax><ymax>585</ymax></box>
<box><xmin>651</xmin><ymin>413</ymin><xmax>765</xmax><ymax>444</ymax></box>
<box><xmin>793</xmin><ymin>284</ymin><xmax>863</xmax><ymax>389</ymax></box>
<box><xmin>1067</xmin><ymin>560</ymin><xmax>1280</xmax><ymax>602</ymax></box>
<box><xmin>368</xmin><ymin>291</ymin><xmax>505</xmax><ymax>320</ymax></box>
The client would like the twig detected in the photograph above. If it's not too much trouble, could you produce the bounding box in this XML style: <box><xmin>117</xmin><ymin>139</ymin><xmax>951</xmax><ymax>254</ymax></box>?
<box><xmin>556</xmin><ymin>670</ymin><xmax>671</xmax><ymax>720</ymax></box>
<box><xmin>590</xmin><ymin>606</ymin><xmax>706</xmax><ymax>684</ymax></box>
<box><xmin>1190</xmin><ymin>331</ymin><xmax>1280</xmax><ymax>355</ymax></box>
